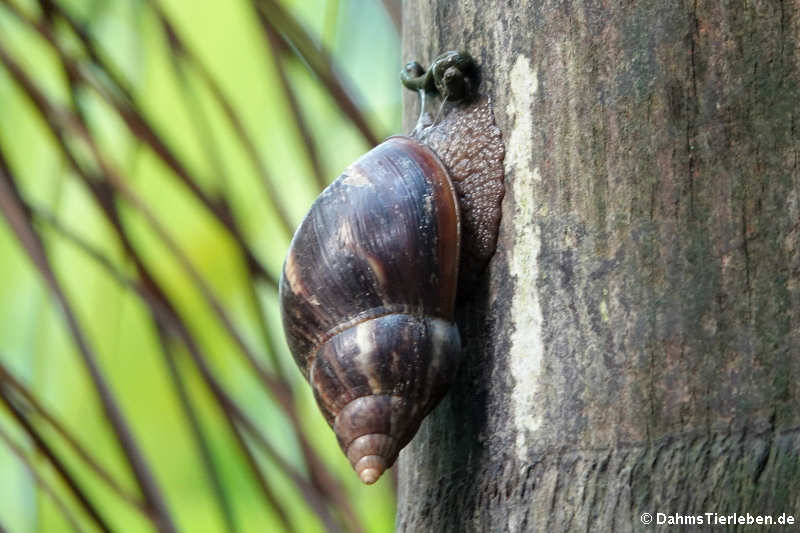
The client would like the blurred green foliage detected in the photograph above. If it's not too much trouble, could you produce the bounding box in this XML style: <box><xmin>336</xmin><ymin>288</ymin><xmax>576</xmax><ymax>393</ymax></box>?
<box><xmin>0</xmin><ymin>0</ymin><xmax>401</xmax><ymax>531</ymax></box>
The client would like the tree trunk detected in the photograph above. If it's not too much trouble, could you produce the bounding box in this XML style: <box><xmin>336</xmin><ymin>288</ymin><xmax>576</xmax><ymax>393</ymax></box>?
<box><xmin>397</xmin><ymin>1</ymin><xmax>800</xmax><ymax>531</ymax></box>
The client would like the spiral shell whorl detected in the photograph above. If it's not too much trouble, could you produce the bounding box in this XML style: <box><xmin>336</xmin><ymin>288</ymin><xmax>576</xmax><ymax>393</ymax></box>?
<box><xmin>311</xmin><ymin>314</ymin><xmax>460</xmax><ymax>483</ymax></box>
<box><xmin>279</xmin><ymin>136</ymin><xmax>460</xmax><ymax>378</ymax></box>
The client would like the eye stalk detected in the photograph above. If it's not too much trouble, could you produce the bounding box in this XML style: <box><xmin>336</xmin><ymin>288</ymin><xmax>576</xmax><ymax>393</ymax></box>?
<box><xmin>400</xmin><ymin>51</ymin><xmax>477</xmax><ymax>102</ymax></box>
<box><xmin>401</xmin><ymin>51</ymin><xmax>478</xmax><ymax>135</ymax></box>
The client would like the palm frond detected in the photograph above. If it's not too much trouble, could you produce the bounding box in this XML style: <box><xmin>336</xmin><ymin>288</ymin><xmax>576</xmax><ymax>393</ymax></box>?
<box><xmin>0</xmin><ymin>1</ymin><xmax>399</xmax><ymax>531</ymax></box>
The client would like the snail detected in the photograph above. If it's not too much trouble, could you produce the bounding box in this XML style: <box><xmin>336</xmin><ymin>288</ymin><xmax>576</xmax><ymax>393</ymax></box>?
<box><xmin>279</xmin><ymin>52</ymin><xmax>504</xmax><ymax>484</ymax></box>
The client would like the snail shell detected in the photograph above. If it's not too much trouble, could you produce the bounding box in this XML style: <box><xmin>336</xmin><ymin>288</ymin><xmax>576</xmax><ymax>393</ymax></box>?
<box><xmin>280</xmin><ymin>53</ymin><xmax>504</xmax><ymax>485</ymax></box>
<box><xmin>280</xmin><ymin>137</ymin><xmax>462</xmax><ymax>484</ymax></box>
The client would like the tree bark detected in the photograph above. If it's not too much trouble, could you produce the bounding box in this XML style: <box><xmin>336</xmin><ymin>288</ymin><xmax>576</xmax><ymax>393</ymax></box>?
<box><xmin>397</xmin><ymin>1</ymin><xmax>800</xmax><ymax>531</ymax></box>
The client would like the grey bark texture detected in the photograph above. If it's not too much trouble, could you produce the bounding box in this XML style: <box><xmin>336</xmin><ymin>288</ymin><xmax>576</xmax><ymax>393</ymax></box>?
<box><xmin>396</xmin><ymin>1</ymin><xmax>800</xmax><ymax>532</ymax></box>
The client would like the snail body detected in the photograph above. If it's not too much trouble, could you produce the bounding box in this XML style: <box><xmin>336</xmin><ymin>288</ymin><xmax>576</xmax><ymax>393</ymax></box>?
<box><xmin>279</xmin><ymin>52</ymin><xmax>504</xmax><ymax>484</ymax></box>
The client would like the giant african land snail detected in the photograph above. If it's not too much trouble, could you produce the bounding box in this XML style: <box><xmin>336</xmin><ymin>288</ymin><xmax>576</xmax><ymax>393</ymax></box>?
<box><xmin>279</xmin><ymin>52</ymin><xmax>505</xmax><ymax>484</ymax></box>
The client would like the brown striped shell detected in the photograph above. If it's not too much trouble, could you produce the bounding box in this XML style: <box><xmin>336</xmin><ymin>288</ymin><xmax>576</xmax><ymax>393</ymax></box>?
<box><xmin>279</xmin><ymin>100</ymin><xmax>504</xmax><ymax>485</ymax></box>
<box><xmin>280</xmin><ymin>137</ymin><xmax>462</xmax><ymax>484</ymax></box>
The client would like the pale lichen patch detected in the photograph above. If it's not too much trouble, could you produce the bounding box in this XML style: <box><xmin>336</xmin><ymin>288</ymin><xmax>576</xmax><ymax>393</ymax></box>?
<box><xmin>341</xmin><ymin>167</ymin><xmax>372</xmax><ymax>187</ymax></box>
<box><xmin>599</xmin><ymin>299</ymin><xmax>609</xmax><ymax>323</ymax></box>
<box><xmin>506</xmin><ymin>56</ymin><xmax>537</xmax><ymax>181</ymax></box>
<box><xmin>283</xmin><ymin>250</ymin><xmax>302</xmax><ymax>293</ymax></box>
<box><xmin>505</xmin><ymin>54</ymin><xmax>545</xmax><ymax>461</ymax></box>
<box><xmin>336</xmin><ymin>218</ymin><xmax>356</xmax><ymax>245</ymax></box>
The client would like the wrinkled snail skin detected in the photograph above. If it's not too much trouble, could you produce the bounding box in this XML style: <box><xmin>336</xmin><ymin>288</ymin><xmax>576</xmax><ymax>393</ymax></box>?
<box><xmin>279</xmin><ymin>51</ymin><xmax>505</xmax><ymax>485</ymax></box>
<box><xmin>279</xmin><ymin>137</ymin><xmax>462</xmax><ymax>484</ymax></box>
